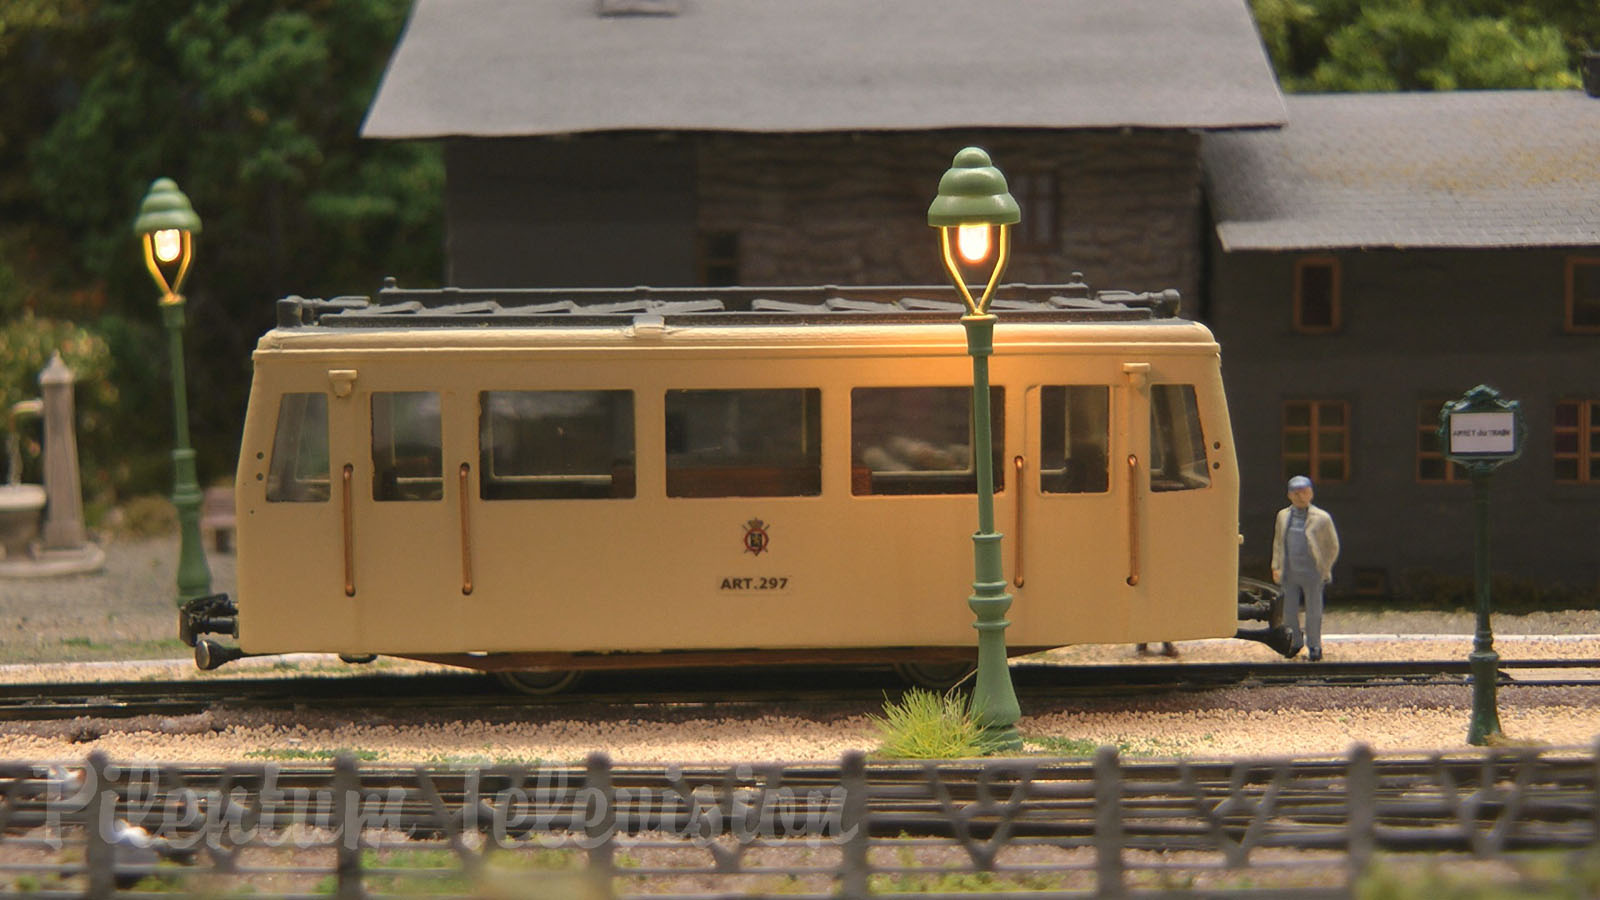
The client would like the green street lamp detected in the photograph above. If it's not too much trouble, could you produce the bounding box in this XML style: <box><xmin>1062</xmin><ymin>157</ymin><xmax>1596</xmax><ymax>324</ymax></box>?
<box><xmin>134</xmin><ymin>177</ymin><xmax>212</xmax><ymax>606</ymax></box>
<box><xmin>1437</xmin><ymin>385</ymin><xmax>1525</xmax><ymax>745</ymax></box>
<box><xmin>929</xmin><ymin>147</ymin><xmax>1022</xmax><ymax>751</ymax></box>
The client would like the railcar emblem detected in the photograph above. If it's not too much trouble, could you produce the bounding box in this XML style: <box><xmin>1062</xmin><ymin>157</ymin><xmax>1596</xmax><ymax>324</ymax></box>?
<box><xmin>742</xmin><ymin>518</ymin><xmax>771</xmax><ymax>556</ymax></box>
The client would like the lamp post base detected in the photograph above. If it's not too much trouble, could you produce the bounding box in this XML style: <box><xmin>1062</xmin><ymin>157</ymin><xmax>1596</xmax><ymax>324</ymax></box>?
<box><xmin>1467</xmin><ymin>649</ymin><xmax>1502</xmax><ymax>746</ymax></box>
<box><xmin>172</xmin><ymin>448</ymin><xmax>212</xmax><ymax>606</ymax></box>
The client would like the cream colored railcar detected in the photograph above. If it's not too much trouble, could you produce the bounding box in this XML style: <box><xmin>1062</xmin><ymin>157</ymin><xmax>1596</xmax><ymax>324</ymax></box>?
<box><xmin>218</xmin><ymin>284</ymin><xmax>1239</xmax><ymax>675</ymax></box>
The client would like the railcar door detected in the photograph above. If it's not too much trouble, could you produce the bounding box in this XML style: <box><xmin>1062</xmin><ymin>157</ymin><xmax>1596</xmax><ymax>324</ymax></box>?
<box><xmin>342</xmin><ymin>386</ymin><xmax>473</xmax><ymax>650</ymax></box>
<box><xmin>1015</xmin><ymin>379</ymin><xmax>1127</xmax><ymax>644</ymax></box>
<box><xmin>1123</xmin><ymin>365</ymin><xmax>1239</xmax><ymax>642</ymax></box>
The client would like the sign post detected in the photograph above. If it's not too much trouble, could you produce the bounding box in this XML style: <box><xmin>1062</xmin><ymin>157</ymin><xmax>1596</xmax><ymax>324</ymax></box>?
<box><xmin>1437</xmin><ymin>385</ymin><xmax>1525</xmax><ymax>745</ymax></box>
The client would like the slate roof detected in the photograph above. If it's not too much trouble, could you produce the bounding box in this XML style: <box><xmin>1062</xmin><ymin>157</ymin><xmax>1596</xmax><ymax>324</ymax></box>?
<box><xmin>1203</xmin><ymin>92</ymin><xmax>1600</xmax><ymax>252</ymax></box>
<box><xmin>362</xmin><ymin>0</ymin><xmax>1285</xmax><ymax>138</ymax></box>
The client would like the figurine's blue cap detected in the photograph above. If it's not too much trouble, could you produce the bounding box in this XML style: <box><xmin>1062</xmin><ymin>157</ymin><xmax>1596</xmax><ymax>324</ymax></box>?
<box><xmin>1287</xmin><ymin>476</ymin><xmax>1313</xmax><ymax>491</ymax></box>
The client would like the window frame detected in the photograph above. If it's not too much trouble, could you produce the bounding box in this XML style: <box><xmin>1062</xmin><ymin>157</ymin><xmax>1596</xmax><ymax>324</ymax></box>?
<box><xmin>1292</xmin><ymin>256</ymin><xmax>1341</xmax><ymax>334</ymax></box>
<box><xmin>1564</xmin><ymin>257</ymin><xmax>1600</xmax><ymax>334</ymax></box>
<box><xmin>664</xmin><ymin>387</ymin><xmax>822</xmax><ymax>498</ymax></box>
<box><xmin>1415</xmin><ymin>398</ymin><xmax>1467</xmax><ymax>485</ymax></box>
<box><xmin>849</xmin><ymin>385</ymin><xmax>1005</xmax><ymax>496</ymax></box>
<box><xmin>1008</xmin><ymin>170</ymin><xmax>1059</xmax><ymax>252</ymax></box>
<box><xmin>1554</xmin><ymin>397</ymin><xmax>1599</xmax><ymax>485</ymax></box>
<box><xmin>1282</xmin><ymin>399</ymin><xmax>1350</xmax><ymax>484</ymax></box>
<box><xmin>696</xmin><ymin>230</ymin><xmax>740</xmax><ymax>287</ymax></box>
<box><xmin>477</xmin><ymin>389</ymin><xmax>636</xmax><ymax>501</ymax></box>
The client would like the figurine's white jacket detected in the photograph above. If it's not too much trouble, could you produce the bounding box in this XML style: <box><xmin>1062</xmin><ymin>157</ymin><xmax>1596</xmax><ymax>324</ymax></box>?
<box><xmin>1272</xmin><ymin>504</ymin><xmax>1340</xmax><ymax>584</ymax></box>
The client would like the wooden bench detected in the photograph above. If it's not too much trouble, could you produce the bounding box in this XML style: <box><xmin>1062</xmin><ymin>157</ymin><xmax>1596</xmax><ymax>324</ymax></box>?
<box><xmin>200</xmin><ymin>486</ymin><xmax>236</xmax><ymax>553</ymax></box>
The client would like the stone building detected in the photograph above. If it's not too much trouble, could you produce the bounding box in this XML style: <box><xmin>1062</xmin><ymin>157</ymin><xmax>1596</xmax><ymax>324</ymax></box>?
<box><xmin>1202</xmin><ymin>91</ymin><xmax>1600</xmax><ymax>591</ymax></box>
<box><xmin>362</xmin><ymin>0</ymin><xmax>1285</xmax><ymax>311</ymax></box>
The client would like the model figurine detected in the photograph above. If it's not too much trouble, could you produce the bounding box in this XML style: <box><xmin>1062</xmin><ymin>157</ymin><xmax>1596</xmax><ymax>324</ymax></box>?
<box><xmin>1271</xmin><ymin>475</ymin><xmax>1340</xmax><ymax>661</ymax></box>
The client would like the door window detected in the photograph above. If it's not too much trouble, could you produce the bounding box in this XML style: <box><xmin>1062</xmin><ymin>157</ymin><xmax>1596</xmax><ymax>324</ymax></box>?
<box><xmin>372</xmin><ymin>391</ymin><xmax>443</xmax><ymax>501</ymax></box>
<box><xmin>265</xmin><ymin>393</ymin><xmax>329</xmax><ymax>502</ymax></box>
<box><xmin>1150</xmin><ymin>385</ymin><xmax>1211</xmax><ymax>492</ymax></box>
<box><xmin>1039</xmin><ymin>385</ymin><xmax>1110</xmax><ymax>494</ymax></box>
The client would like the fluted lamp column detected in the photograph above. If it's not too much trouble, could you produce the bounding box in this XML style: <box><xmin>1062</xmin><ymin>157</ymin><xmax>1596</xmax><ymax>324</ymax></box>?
<box><xmin>134</xmin><ymin>177</ymin><xmax>212</xmax><ymax>605</ymax></box>
<box><xmin>928</xmin><ymin>147</ymin><xmax>1022</xmax><ymax>751</ymax></box>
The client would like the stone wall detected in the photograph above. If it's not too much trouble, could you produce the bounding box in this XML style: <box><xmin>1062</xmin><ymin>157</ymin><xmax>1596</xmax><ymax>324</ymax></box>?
<box><xmin>444</xmin><ymin>131</ymin><xmax>1205</xmax><ymax>307</ymax></box>
<box><xmin>695</xmin><ymin>131</ymin><xmax>1204</xmax><ymax>307</ymax></box>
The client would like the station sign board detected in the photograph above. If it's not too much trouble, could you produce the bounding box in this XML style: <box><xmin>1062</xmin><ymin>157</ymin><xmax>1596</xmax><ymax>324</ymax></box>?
<box><xmin>1438</xmin><ymin>385</ymin><xmax>1524</xmax><ymax>471</ymax></box>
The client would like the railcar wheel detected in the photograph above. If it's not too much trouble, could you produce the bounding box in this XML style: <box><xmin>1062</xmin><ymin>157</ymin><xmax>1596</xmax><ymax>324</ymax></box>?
<box><xmin>497</xmin><ymin>670</ymin><xmax>583</xmax><ymax>696</ymax></box>
<box><xmin>893</xmin><ymin>661</ymin><xmax>975</xmax><ymax>690</ymax></box>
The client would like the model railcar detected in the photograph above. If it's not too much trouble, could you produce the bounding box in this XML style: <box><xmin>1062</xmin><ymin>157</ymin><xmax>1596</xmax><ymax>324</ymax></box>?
<box><xmin>184</xmin><ymin>280</ymin><xmax>1267</xmax><ymax>691</ymax></box>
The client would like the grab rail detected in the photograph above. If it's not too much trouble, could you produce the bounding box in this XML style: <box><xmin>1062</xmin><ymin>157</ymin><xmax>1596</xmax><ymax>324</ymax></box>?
<box><xmin>1126</xmin><ymin>454</ymin><xmax>1140</xmax><ymax>587</ymax></box>
<box><xmin>342</xmin><ymin>464</ymin><xmax>355</xmax><ymax>596</ymax></box>
<box><xmin>1012</xmin><ymin>455</ymin><xmax>1025</xmax><ymax>589</ymax></box>
<box><xmin>459</xmin><ymin>463</ymin><xmax>474</xmax><ymax>595</ymax></box>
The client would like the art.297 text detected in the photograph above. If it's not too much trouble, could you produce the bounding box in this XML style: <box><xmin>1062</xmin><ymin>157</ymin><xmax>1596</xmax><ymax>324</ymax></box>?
<box><xmin>720</xmin><ymin>577</ymin><xmax>790</xmax><ymax>591</ymax></box>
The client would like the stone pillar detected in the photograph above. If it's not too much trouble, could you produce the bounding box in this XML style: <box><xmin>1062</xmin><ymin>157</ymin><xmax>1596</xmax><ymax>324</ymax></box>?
<box><xmin>39</xmin><ymin>353</ymin><xmax>87</xmax><ymax>550</ymax></box>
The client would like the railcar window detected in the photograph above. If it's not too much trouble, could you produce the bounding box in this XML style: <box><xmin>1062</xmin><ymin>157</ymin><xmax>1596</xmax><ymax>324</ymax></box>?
<box><xmin>479</xmin><ymin>391</ymin><xmax>635</xmax><ymax>500</ymax></box>
<box><xmin>665</xmin><ymin>389</ymin><xmax>821</xmax><ymax>497</ymax></box>
<box><xmin>265</xmin><ymin>392</ymin><xmax>330</xmax><ymax>502</ymax></box>
<box><xmin>1039</xmin><ymin>386</ymin><xmax>1110</xmax><ymax>494</ymax></box>
<box><xmin>851</xmin><ymin>387</ymin><xmax>1004</xmax><ymax>495</ymax></box>
<box><xmin>371</xmin><ymin>392</ymin><xmax>443</xmax><ymax>502</ymax></box>
<box><xmin>1150</xmin><ymin>385</ymin><xmax>1211</xmax><ymax>492</ymax></box>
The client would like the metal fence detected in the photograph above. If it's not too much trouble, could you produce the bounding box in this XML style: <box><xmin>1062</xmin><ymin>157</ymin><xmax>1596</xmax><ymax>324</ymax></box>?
<box><xmin>0</xmin><ymin>741</ymin><xmax>1597</xmax><ymax>898</ymax></box>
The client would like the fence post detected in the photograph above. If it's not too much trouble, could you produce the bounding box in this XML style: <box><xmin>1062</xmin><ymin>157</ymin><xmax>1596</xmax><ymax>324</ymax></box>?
<box><xmin>1346</xmin><ymin>743</ymin><xmax>1376</xmax><ymax>890</ymax></box>
<box><xmin>584</xmin><ymin>752</ymin><xmax>617</xmax><ymax>897</ymax></box>
<box><xmin>838</xmin><ymin>751</ymin><xmax>870</xmax><ymax>900</ymax></box>
<box><xmin>84</xmin><ymin>751</ymin><xmax>113</xmax><ymax>900</ymax></box>
<box><xmin>1592</xmin><ymin>736</ymin><xmax>1600</xmax><ymax>845</ymax></box>
<box><xmin>1094</xmin><ymin>746</ymin><xmax>1125</xmax><ymax>899</ymax></box>
<box><xmin>332</xmin><ymin>753</ymin><xmax>364</xmax><ymax>900</ymax></box>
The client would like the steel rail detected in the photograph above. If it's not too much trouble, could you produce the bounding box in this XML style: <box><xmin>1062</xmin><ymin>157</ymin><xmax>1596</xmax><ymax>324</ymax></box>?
<box><xmin>0</xmin><ymin>658</ymin><xmax>1596</xmax><ymax>721</ymax></box>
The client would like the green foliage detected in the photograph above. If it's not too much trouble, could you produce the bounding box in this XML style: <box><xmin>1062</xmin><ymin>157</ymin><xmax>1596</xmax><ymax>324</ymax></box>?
<box><xmin>1249</xmin><ymin>0</ymin><xmax>1594</xmax><ymax>92</ymax></box>
<box><xmin>0</xmin><ymin>312</ymin><xmax>114</xmax><ymax>482</ymax></box>
<box><xmin>1357</xmin><ymin>849</ymin><xmax>1600</xmax><ymax>899</ymax></box>
<box><xmin>111</xmin><ymin>493</ymin><xmax>176</xmax><ymax>537</ymax></box>
<box><xmin>0</xmin><ymin>0</ymin><xmax>444</xmax><ymax>498</ymax></box>
<box><xmin>1028</xmin><ymin>735</ymin><xmax>1103</xmax><ymax>757</ymax></box>
<box><xmin>869</xmin><ymin>689</ymin><xmax>1007</xmax><ymax>759</ymax></box>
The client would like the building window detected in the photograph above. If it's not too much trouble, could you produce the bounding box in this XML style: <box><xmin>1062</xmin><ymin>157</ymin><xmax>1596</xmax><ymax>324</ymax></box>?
<box><xmin>1416</xmin><ymin>399</ymin><xmax>1466</xmax><ymax>484</ymax></box>
<box><xmin>1293</xmin><ymin>257</ymin><xmax>1340</xmax><ymax>333</ymax></box>
<box><xmin>1566</xmin><ymin>257</ymin><xmax>1600</xmax><ymax>333</ymax></box>
<box><xmin>1009</xmin><ymin>171</ymin><xmax>1058</xmax><ymax>251</ymax></box>
<box><xmin>1283</xmin><ymin>400</ymin><xmax>1348</xmax><ymax>484</ymax></box>
<box><xmin>697</xmin><ymin>231</ymin><xmax>740</xmax><ymax>286</ymax></box>
<box><xmin>1554</xmin><ymin>398</ymin><xmax>1600</xmax><ymax>484</ymax></box>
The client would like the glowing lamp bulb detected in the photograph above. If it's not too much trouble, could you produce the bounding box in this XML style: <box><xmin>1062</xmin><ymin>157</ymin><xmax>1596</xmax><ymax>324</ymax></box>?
<box><xmin>152</xmin><ymin>229</ymin><xmax>183</xmax><ymax>264</ymax></box>
<box><xmin>955</xmin><ymin>224</ymin><xmax>991</xmax><ymax>264</ymax></box>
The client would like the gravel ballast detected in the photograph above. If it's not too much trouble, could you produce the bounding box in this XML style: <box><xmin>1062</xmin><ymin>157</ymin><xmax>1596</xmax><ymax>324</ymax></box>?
<box><xmin>0</xmin><ymin>536</ymin><xmax>1596</xmax><ymax>763</ymax></box>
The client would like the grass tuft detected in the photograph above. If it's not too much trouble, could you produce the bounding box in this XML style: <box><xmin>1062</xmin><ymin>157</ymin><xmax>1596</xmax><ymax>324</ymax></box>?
<box><xmin>869</xmin><ymin>688</ymin><xmax>1006</xmax><ymax>759</ymax></box>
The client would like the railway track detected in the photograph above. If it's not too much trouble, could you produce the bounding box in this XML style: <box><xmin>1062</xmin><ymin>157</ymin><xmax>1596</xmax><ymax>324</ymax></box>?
<box><xmin>0</xmin><ymin>657</ymin><xmax>1596</xmax><ymax>722</ymax></box>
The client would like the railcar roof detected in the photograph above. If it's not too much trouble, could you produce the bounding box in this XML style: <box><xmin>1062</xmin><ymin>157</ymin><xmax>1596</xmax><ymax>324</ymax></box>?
<box><xmin>276</xmin><ymin>281</ymin><xmax>1185</xmax><ymax>330</ymax></box>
